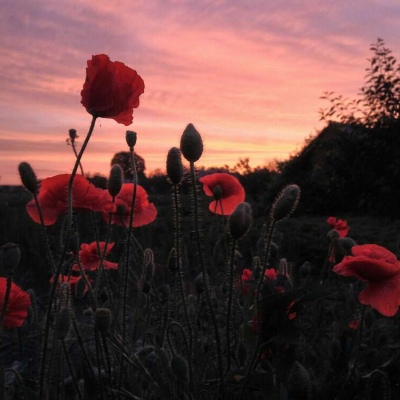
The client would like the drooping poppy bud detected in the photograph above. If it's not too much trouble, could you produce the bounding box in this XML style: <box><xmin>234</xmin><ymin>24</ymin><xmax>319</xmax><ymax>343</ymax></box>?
<box><xmin>180</xmin><ymin>123</ymin><xmax>203</xmax><ymax>162</ymax></box>
<box><xmin>1</xmin><ymin>243</ymin><xmax>21</xmax><ymax>275</ymax></box>
<box><xmin>18</xmin><ymin>162</ymin><xmax>38</xmax><ymax>194</ymax></box>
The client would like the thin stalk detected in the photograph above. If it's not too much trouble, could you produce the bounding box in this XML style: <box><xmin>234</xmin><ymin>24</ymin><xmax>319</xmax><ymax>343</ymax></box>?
<box><xmin>225</xmin><ymin>239</ymin><xmax>236</xmax><ymax>372</ymax></box>
<box><xmin>39</xmin><ymin>115</ymin><xmax>97</xmax><ymax>399</ymax></box>
<box><xmin>189</xmin><ymin>162</ymin><xmax>225</xmax><ymax>400</ymax></box>
<box><xmin>61</xmin><ymin>340</ymin><xmax>83</xmax><ymax>400</ymax></box>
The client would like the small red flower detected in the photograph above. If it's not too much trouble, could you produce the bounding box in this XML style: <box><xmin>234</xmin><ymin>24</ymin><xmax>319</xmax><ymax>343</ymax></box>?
<box><xmin>264</xmin><ymin>268</ymin><xmax>277</xmax><ymax>282</ymax></box>
<box><xmin>81</xmin><ymin>54</ymin><xmax>145</xmax><ymax>126</ymax></box>
<box><xmin>72</xmin><ymin>242</ymin><xmax>118</xmax><ymax>272</ymax></box>
<box><xmin>199</xmin><ymin>173</ymin><xmax>245</xmax><ymax>216</ymax></box>
<box><xmin>333</xmin><ymin>244</ymin><xmax>400</xmax><ymax>317</ymax></box>
<box><xmin>26</xmin><ymin>174</ymin><xmax>112</xmax><ymax>225</ymax></box>
<box><xmin>238</xmin><ymin>268</ymin><xmax>252</xmax><ymax>294</ymax></box>
<box><xmin>50</xmin><ymin>274</ymin><xmax>93</xmax><ymax>295</ymax></box>
<box><xmin>105</xmin><ymin>183</ymin><xmax>157</xmax><ymax>227</ymax></box>
<box><xmin>0</xmin><ymin>278</ymin><xmax>31</xmax><ymax>329</ymax></box>
<box><xmin>327</xmin><ymin>216</ymin><xmax>349</xmax><ymax>238</ymax></box>
<box><xmin>348</xmin><ymin>319</ymin><xmax>359</xmax><ymax>330</ymax></box>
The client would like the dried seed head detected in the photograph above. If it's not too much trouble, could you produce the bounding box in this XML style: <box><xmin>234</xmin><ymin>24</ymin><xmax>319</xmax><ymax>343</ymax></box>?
<box><xmin>338</xmin><ymin>237</ymin><xmax>357</xmax><ymax>254</ymax></box>
<box><xmin>108</xmin><ymin>164</ymin><xmax>123</xmax><ymax>198</ymax></box>
<box><xmin>170</xmin><ymin>354</ymin><xmax>189</xmax><ymax>382</ymax></box>
<box><xmin>18</xmin><ymin>162</ymin><xmax>38</xmax><ymax>194</ymax></box>
<box><xmin>56</xmin><ymin>307</ymin><xmax>71</xmax><ymax>341</ymax></box>
<box><xmin>95</xmin><ymin>308</ymin><xmax>112</xmax><ymax>333</ymax></box>
<box><xmin>126</xmin><ymin>130</ymin><xmax>137</xmax><ymax>150</ymax></box>
<box><xmin>328</xmin><ymin>229</ymin><xmax>340</xmax><ymax>241</ymax></box>
<box><xmin>180</xmin><ymin>123</ymin><xmax>203</xmax><ymax>162</ymax></box>
<box><xmin>228</xmin><ymin>202</ymin><xmax>252</xmax><ymax>240</ymax></box>
<box><xmin>213</xmin><ymin>185</ymin><xmax>223</xmax><ymax>200</ymax></box>
<box><xmin>1</xmin><ymin>243</ymin><xmax>21</xmax><ymax>275</ymax></box>
<box><xmin>69</xmin><ymin>129</ymin><xmax>77</xmax><ymax>140</ymax></box>
<box><xmin>166</xmin><ymin>147</ymin><xmax>184</xmax><ymax>186</ymax></box>
<box><xmin>271</xmin><ymin>184</ymin><xmax>300</xmax><ymax>221</ymax></box>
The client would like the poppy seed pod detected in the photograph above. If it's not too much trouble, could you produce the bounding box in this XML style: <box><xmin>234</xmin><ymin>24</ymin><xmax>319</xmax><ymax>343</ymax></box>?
<box><xmin>126</xmin><ymin>130</ymin><xmax>137</xmax><ymax>150</ymax></box>
<box><xmin>180</xmin><ymin>123</ymin><xmax>203</xmax><ymax>162</ymax></box>
<box><xmin>95</xmin><ymin>308</ymin><xmax>112</xmax><ymax>333</ymax></box>
<box><xmin>108</xmin><ymin>164</ymin><xmax>123</xmax><ymax>198</ymax></box>
<box><xmin>228</xmin><ymin>202</ymin><xmax>252</xmax><ymax>240</ymax></box>
<box><xmin>1</xmin><ymin>243</ymin><xmax>21</xmax><ymax>274</ymax></box>
<box><xmin>271</xmin><ymin>184</ymin><xmax>300</xmax><ymax>221</ymax></box>
<box><xmin>166</xmin><ymin>147</ymin><xmax>184</xmax><ymax>185</ymax></box>
<box><xmin>328</xmin><ymin>229</ymin><xmax>340</xmax><ymax>241</ymax></box>
<box><xmin>18</xmin><ymin>162</ymin><xmax>38</xmax><ymax>194</ymax></box>
<box><xmin>69</xmin><ymin>129</ymin><xmax>77</xmax><ymax>140</ymax></box>
<box><xmin>56</xmin><ymin>307</ymin><xmax>71</xmax><ymax>341</ymax></box>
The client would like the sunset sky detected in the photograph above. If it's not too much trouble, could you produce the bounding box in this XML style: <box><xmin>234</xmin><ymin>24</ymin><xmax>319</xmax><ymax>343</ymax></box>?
<box><xmin>1</xmin><ymin>0</ymin><xmax>400</xmax><ymax>185</ymax></box>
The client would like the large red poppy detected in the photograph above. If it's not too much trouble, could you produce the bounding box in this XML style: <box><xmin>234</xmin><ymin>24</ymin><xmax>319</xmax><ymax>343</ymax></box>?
<box><xmin>81</xmin><ymin>54</ymin><xmax>145</xmax><ymax>126</ymax></box>
<box><xmin>26</xmin><ymin>174</ymin><xmax>112</xmax><ymax>225</ymax></box>
<box><xmin>333</xmin><ymin>244</ymin><xmax>400</xmax><ymax>317</ymax></box>
<box><xmin>327</xmin><ymin>216</ymin><xmax>349</xmax><ymax>238</ymax></box>
<box><xmin>72</xmin><ymin>242</ymin><xmax>118</xmax><ymax>272</ymax></box>
<box><xmin>199</xmin><ymin>173</ymin><xmax>245</xmax><ymax>215</ymax></box>
<box><xmin>0</xmin><ymin>278</ymin><xmax>31</xmax><ymax>329</ymax></box>
<box><xmin>105</xmin><ymin>183</ymin><xmax>157</xmax><ymax>227</ymax></box>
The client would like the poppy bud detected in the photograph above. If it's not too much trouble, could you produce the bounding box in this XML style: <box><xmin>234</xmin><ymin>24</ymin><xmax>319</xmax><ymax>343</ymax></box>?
<box><xmin>95</xmin><ymin>308</ymin><xmax>112</xmax><ymax>333</ymax></box>
<box><xmin>338</xmin><ymin>237</ymin><xmax>357</xmax><ymax>253</ymax></box>
<box><xmin>126</xmin><ymin>130</ymin><xmax>137</xmax><ymax>150</ymax></box>
<box><xmin>194</xmin><ymin>273</ymin><xmax>206</xmax><ymax>294</ymax></box>
<box><xmin>18</xmin><ymin>162</ymin><xmax>38</xmax><ymax>194</ymax></box>
<box><xmin>228</xmin><ymin>202</ymin><xmax>252</xmax><ymax>240</ymax></box>
<box><xmin>271</xmin><ymin>184</ymin><xmax>300</xmax><ymax>221</ymax></box>
<box><xmin>180</xmin><ymin>123</ymin><xmax>203</xmax><ymax>163</ymax></box>
<box><xmin>299</xmin><ymin>261</ymin><xmax>312</xmax><ymax>278</ymax></box>
<box><xmin>287</xmin><ymin>361</ymin><xmax>311</xmax><ymax>397</ymax></box>
<box><xmin>328</xmin><ymin>229</ymin><xmax>340</xmax><ymax>241</ymax></box>
<box><xmin>158</xmin><ymin>284</ymin><xmax>171</xmax><ymax>300</ymax></box>
<box><xmin>69</xmin><ymin>129</ymin><xmax>77</xmax><ymax>140</ymax></box>
<box><xmin>108</xmin><ymin>164</ymin><xmax>123</xmax><ymax>198</ymax></box>
<box><xmin>166</xmin><ymin>248</ymin><xmax>177</xmax><ymax>273</ymax></box>
<box><xmin>170</xmin><ymin>354</ymin><xmax>188</xmax><ymax>382</ymax></box>
<box><xmin>1</xmin><ymin>243</ymin><xmax>21</xmax><ymax>275</ymax></box>
<box><xmin>56</xmin><ymin>307</ymin><xmax>71</xmax><ymax>341</ymax></box>
<box><xmin>166</xmin><ymin>147</ymin><xmax>184</xmax><ymax>186</ymax></box>
<box><xmin>212</xmin><ymin>185</ymin><xmax>223</xmax><ymax>200</ymax></box>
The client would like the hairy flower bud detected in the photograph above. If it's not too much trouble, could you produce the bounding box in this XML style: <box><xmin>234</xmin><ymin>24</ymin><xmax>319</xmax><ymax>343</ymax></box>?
<box><xmin>1</xmin><ymin>243</ymin><xmax>21</xmax><ymax>275</ymax></box>
<box><xmin>271</xmin><ymin>184</ymin><xmax>300</xmax><ymax>221</ymax></box>
<box><xmin>166</xmin><ymin>147</ymin><xmax>184</xmax><ymax>185</ymax></box>
<box><xmin>108</xmin><ymin>164</ymin><xmax>123</xmax><ymax>198</ymax></box>
<box><xmin>56</xmin><ymin>307</ymin><xmax>71</xmax><ymax>341</ymax></box>
<box><xmin>170</xmin><ymin>354</ymin><xmax>188</xmax><ymax>382</ymax></box>
<box><xmin>18</xmin><ymin>162</ymin><xmax>38</xmax><ymax>194</ymax></box>
<box><xmin>126</xmin><ymin>130</ymin><xmax>137</xmax><ymax>150</ymax></box>
<box><xmin>95</xmin><ymin>308</ymin><xmax>112</xmax><ymax>333</ymax></box>
<box><xmin>228</xmin><ymin>202</ymin><xmax>252</xmax><ymax>240</ymax></box>
<box><xmin>180</xmin><ymin>123</ymin><xmax>203</xmax><ymax>162</ymax></box>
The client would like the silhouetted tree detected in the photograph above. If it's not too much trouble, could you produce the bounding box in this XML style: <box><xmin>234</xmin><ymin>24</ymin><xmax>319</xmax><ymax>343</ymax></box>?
<box><xmin>320</xmin><ymin>38</ymin><xmax>400</xmax><ymax>129</ymax></box>
<box><xmin>110</xmin><ymin>151</ymin><xmax>147</xmax><ymax>186</ymax></box>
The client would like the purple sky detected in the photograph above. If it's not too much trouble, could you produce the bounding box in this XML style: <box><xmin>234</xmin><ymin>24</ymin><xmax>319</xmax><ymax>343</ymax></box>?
<box><xmin>1</xmin><ymin>0</ymin><xmax>400</xmax><ymax>184</ymax></box>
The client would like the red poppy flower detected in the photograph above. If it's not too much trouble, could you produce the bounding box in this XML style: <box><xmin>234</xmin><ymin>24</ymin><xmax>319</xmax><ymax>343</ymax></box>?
<box><xmin>0</xmin><ymin>278</ymin><xmax>31</xmax><ymax>329</ymax></box>
<box><xmin>199</xmin><ymin>173</ymin><xmax>245</xmax><ymax>215</ymax></box>
<box><xmin>327</xmin><ymin>216</ymin><xmax>349</xmax><ymax>238</ymax></box>
<box><xmin>26</xmin><ymin>174</ymin><xmax>112</xmax><ymax>226</ymax></box>
<box><xmin>81</xmin><ymin>54</ymin><xmax>145</xmax><ymax>126</ymax></box>
<box><xmin>237</xmin><ymin>268</ymin><xmax>276</xmax><ymax>295</ymax></box>
<box><xmin>333</xmin><ymin>244</ymin><xmax>400</xmax><ymax>317</ymax></box>
<box><xmin>72</xmin><ymin>242</ymin><xmax>118</xmax><ymax>272</ymax></box>
<box><xmin>348</xmin><ymin>319</ymin><xmax>359</xmax><ymax>330</ymax></box>
<box><xmin>50</xmin><ymin>274</ymin><xmax>93</xmax><ymax>294</ymax></box>
<box><xmin>105</xmin><ymin>183</ymin><xmax>157</xmax><ymax>227</ymax></box>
